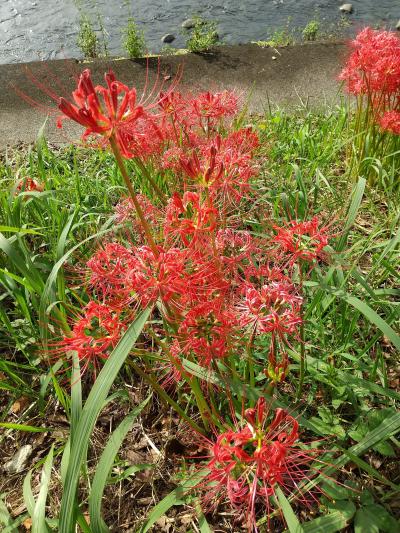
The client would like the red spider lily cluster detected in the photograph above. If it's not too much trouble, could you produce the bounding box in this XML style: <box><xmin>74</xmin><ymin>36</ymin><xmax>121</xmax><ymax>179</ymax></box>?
<box><xmin>52</xmin><ymin>68</ymin><xmax>336</xmax><ymax>529</ymax></box>
<box><xmin>199</xmin><ymin>398</ymin><xmax>324</xmax><ymax>531</ymax></box>
<box><xmin>339</xmin><ymin>27</ymin><xmax>400</xmax><ymax>136</ymax></box>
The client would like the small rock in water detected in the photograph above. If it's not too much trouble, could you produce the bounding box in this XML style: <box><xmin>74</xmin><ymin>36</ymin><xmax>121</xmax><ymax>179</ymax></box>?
<box><xmin>3</xmin><ymin>445</ymin><xmax>33</xmax><ymax>473</ymax></box>
<box><xmin>339</xmin><ymin>4</ymin><xmax>353</xmax><ymax>14</ymax></box>
<box><xmin>161</xmin><ymin>34</ymin><xmax>175</xmax><ymax>44</ymax></box>
<box><xmin>396</xmin><ymin>20</ymin><xmax>400</xmax><ymax>30</ymax></box>
<box><xmin>181</xmin><ymin>18</ymin><xmax>196</xmax><ymax>30</ymax></box>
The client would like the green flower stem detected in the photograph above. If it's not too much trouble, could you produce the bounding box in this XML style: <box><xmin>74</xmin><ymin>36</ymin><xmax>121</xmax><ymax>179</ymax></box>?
<box><xmin>109</xmin><ymin>135</ymin><xmax>158</xmax><ymax>256</ymax></box>
<box><xmin>296</xmin><ymin>265</ymin><xmax>306</xmax><ymax>401</ymax></box>
<box><xmin>134</xmin><ymin>157</ymin><xmax>167</xmax><ymax>204</ymax></box>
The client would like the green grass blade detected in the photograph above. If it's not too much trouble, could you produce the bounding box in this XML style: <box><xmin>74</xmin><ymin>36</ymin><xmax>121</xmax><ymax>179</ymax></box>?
<box><xmin>298</xmin><ymin>502</ymin><xmax>356</xmax><ymax>533</ymax></box>
<box><xmin>0</xmin><ymin>226</ymin><xmax>42</xmax><ymax>235</ymax></box>
<box><xmin>0</xmin><ymin>496</ymin><xmax>18</xmax><ymax>532</ymax></box>
<box><xmin>70</xmin><ymin>351</ymin><xmax>82</xmax><ymax>446</ymax></box>
<box><xmin>140</xmin><ymin>469</ymin><xmax>208</xmax><ymax>533</ymax></box>
<box><xmin>0</xmin><ymin>423</ymin><xmax>48</xmax><ymax>433</ymax></box>
<box><xmin>59</xmin><ymin>306</ymin><xmax>152</xmax><ymax>533</ymax></box>
<box><xmin>276</xmin><ymin>486</ymin><xmax>304</xmax><ymax>533</ymax></box>
<box><xmin>198</xmin><ymin>509</ymin><xmax>213</xmax><ymax>532</ymax></box>
<box><xmin>32</xmin><ymin>445</ymin><xmax>54</xmax><ymax>533</ymax></box>
<box><xmin>0</xmin><ymin>232</ymin><xmax>44</xmax><ymax>293</ymax></box>
<box><xmin>23</xmin><ymin>470</ymin><xmax>35</xmax><ymax>517</ymax></box>
<box><xmin>89</xmin><ymin>395</ymin><xmax>151</xmax><ymax>533</ymax></box>
<box><xmin>306</xmin><ymin>282</ymin><xmax>400</xmax><ymax>351</ymax></box>
<box><xmin>336</xmin><ymin>177</ymin><xmax>366</xmax><ymax>252</ymax></box>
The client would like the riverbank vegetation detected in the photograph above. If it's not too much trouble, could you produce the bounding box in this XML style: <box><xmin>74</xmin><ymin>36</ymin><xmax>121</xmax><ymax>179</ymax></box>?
<box><xmin>0</xmin><ymin>28</ymin><xmax>399</xmax><ymax>532</ymax></box>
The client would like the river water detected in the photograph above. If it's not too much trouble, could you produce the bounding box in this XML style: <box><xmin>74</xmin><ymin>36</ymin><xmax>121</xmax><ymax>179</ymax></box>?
<box><xmin>0</xmin><ymin>0</ymin><xmax>398</xmax><ymax>65</ymax></box>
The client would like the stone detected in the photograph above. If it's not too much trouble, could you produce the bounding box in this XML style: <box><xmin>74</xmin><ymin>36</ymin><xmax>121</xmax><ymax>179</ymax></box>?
<box><xmin>396</xmin><ymin>20</ymin><xmax>400</xmax><ymax>30</ymax></box>
<box><xmin>339</xmin><ymin>4</ymin><xmax>353</xmax><ymax>14</ymax></box>
<box><xmin>3</xmin><ymin>445</ymin><xmax>33</xmax><ymax>473</ymax></box>
<box><xmin>161</xmin><ymin>34</ymin><xmax>175</xmax><ymax>44</ymax></box>
<box><xmin>181</xmin><ymin>18</ymin><xmax>196</xmax><ymax>30</ymax></box>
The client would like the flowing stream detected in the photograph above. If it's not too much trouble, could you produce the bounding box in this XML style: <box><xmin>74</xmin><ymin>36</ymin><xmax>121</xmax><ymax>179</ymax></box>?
<box><xmin>0</xmin><ymin>0</ymin><xmax>398</xmax><ymax>65</ymax></box>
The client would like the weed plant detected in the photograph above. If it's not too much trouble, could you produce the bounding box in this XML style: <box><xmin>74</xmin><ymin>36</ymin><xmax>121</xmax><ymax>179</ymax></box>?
<box><xmin>77</xmin><ymin>15</ymin><xmax>99</xmax><ymax>59</ymax></box>
<box><xmin>185</xmin><ymin>16</ymin><xmax>219</xmax><ymax>53</ymax></box>
<box><xmin>122</xmin><ymin>17</ymin><xmax>146</xmax><ymax>58</ymax></box>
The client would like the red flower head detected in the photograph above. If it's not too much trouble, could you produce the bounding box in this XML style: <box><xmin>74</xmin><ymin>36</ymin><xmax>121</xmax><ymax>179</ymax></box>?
<box><xmin>198</xmin><ymin>399</ymin><xmax>325</xmax><ymax>531</ymax></box>
<box><xmin>239</xmin><ymin>282</ymin><xmax>303</xmax><ymax>337</ymax></box>
<box><xmin>130</xmin><ymin>245</ymin><xmax>187</xmax><ymax>307</ymax></box>
<box><xmin>114</xmin><ymin>195</ymin><xmax>161</xmax><ymax>237</ymax></box>
<box><xmin>57</xmin><ymin>69</ymin><xmax>166</xmax><ymax>158</ymax></box>
<box><xmin>178</xmin><ymin>299</ymin><xmax>237</xmax><ymax>366</ymax></box>
<box><xmin>339</xmin><ymin>28</ymin><xmax>400</xmax><ymax>95</ymax></box>
<box><xmin>179</xmin><ymin>137</ymin><xmax>225</xmax><ymax>189</ymax></box>
<box><xmin>164</xmin><ymin>192</ymin><xmax>218</xmax><ymax>248</ymax></box>
<box><xmin>86</xmin><ymin>242</ymin><xmax>135</xmax><ymax>306</ymax></box>
<box><xmin>59</xmin><ymin>301</ymin><xmax>124</xmax><ymax>370</ymax></box>
<box><xmin>273</xmin><ymin>217</ymin><xmax>331</xmax><ymax>264</ymax></box>
<box><xmin>191</xmin><ymin>90</ymin><xmax>239</xmax><ymax>121</ymax></box>
<box><xmin>379</xmin><ymin>110</ymin><xmax>400</xmax><ymax>135</ymax></box>
<box><xmin>216</xmin><ymin>229</ymin><xmax>254</xmax><ymax>278</ymax></box>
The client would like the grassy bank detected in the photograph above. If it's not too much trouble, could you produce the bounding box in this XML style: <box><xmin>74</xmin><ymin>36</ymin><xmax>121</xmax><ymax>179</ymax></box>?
<box><xmin>0</xmin><ymin>102</ymin><xmax>399</xmax><ymax>532</ymax></box>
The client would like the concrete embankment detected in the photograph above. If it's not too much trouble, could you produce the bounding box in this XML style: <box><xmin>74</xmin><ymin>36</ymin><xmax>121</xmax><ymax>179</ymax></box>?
<box><xmin>0</xmin><ymin>42</ymin><xmax>347</xmax><ymax>148</ymax></box>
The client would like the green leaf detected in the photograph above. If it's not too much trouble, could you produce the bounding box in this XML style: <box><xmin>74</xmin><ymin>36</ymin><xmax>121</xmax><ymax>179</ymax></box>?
<box><xmin>359</xmin><ymin>504</ymin><xmax>400</xmax><ymax>533</ymax></box>
<box><xmin>0</xmin><ymin>496</ymin><xmax>18</xmax><ymax>532</ymax></box>
<box><xmin>140</xmin><ymin>469</ymin><xmax>208</xmax><ymax>533</ymax></box>
<box><xmin>372</xmin><ymin>440</ymin><xmax>395</xmax><ymax>457</ymax></box>
<box><xmin>32</xmin><ymin>446</ymin><xmax>54</xmax><ymax>533</ymax></box>
<box><xmin>198</xmin><ymin>509</ymin><xmax>213</xmax><ymax>533</ymax></box>
<box><xmin>340</xmin><ymin>450</ymin><xmax>399</xmax><ymax>491</ymax></box>
<box><xmin>89</xmin><ymin>395</ymin><xmax>152</xmax><ymax>533</ymax></box>
<box><xmin>59</xmin><ymin>306</ymin><xmax>152</xmax><ymax>533</ymax></box>
<box><xmin>336</xmin><ymin>177</ymin><xmax>365</xmax><ymax>252</ymax></box>
<box><xmin>354</xmin><ymin>508</ymin><xmax>380</xmax><ymax>533</ymax></box>
<box><xmin>285</xmin><ymin>501</ymin><xmax>356</xmax><ymax>533</ymax></box>
<box><xmin>0</xmin><ymin>226</ymin><xmax>42</xmax><ymax>235</ymax></box>
<box><xmin>276</xmin><ymin>486</ymin><xmax>304</xmax><ymax>533</ymax></box>
<box><xmin>0</xmin><ymin>422</ymin><xmax>48</xmax><ymax>433</ymax></box>
<box><xmin>23</xmin><ymin>471</ymin><xmax>36</xmax><ymax>517</ymax></box>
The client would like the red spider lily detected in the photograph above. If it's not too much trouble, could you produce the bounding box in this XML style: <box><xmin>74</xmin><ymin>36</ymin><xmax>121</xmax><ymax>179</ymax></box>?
<box><xmin>130</xmin><ymin>245</ymin><xmax>188</xmax><ymax>308</ymax></box>
<box><xmin>56</xmin><ymin>68</ymin><xmax>171</xmax><ymax>158</ymax></box>
<box><xmin>179</xmin><ymin>138</ymin><xmax>225</xmax><ymax>189</ymax></box>
<box><xmin>339</xmin><ymin>27</ymin><xmax>400</xmax><ymax>95</ymax></box>
<box><xmin>15</xmin><ymin>177</ymin><xmax>44</xmax><ymax>195</ymax></box>
<box><xmin>114</xmin><ymin>195</ymin><xmax>162</xmax><ymax>236</ymax></box>
<box><xmin>273</xmin><ymin>217</ymin><xmax>331</xmax><ymax>264</ymax></box>
<box><xmin>239</xmin><ymin>282</ymin><xmax>302</xmax><ymax>337</ymax></box>
<box><xmin>86</xmin><ymin>242</ymin><xmax>135</xmax><ymax>306</ymax></box>
<box><xmin>198</xmin><ymin>399</ymin><xmax>326</xmax><ymax>532</ymax></box>
<box><xmin>191</xmin><ymin>90</ymin><xmax>239</xmax><ymax>122</ymax></box>
<box><xmin>160</xmin><ymin>338</ymin><xmax>187</xmax><ymax>389</ymax></box>
<box><xmin>57</xmin><ymin>301</ymin><xmax>124</xmax><ymax>374</ymax></box>
<box><xmin>216</xmin><ymin>229</ymin><xmax>254</xmax><ymax>278</ymax></box>
<box><xmin>379</xmin><ymin>109</ymin><xmax>400</xmax><ymax>134</ymax></box>
<box><xmin>208</xmin><ymin>131</ymin><xmax>259</xmax><ymax>203</ymax></box>
<box><xmin>178</xmin><ymin>299</ymin><xmax>237</xmax><ymax>366</ymax></box>
<box><xmin>164</xmin><ymin>192</ymin><xmax>218</xmax><ymax>248</ymax></box>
